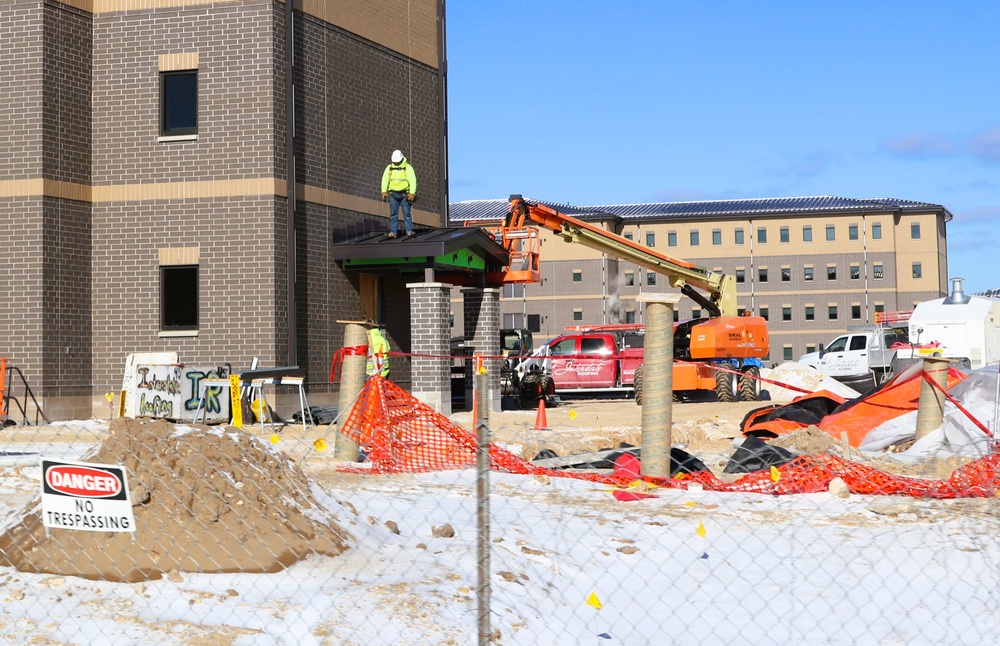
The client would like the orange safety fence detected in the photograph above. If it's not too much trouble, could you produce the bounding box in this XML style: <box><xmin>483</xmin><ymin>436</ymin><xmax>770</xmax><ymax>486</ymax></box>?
<box><xmin>337</xmin><ymin>376</ymin><xmax>1000</xmax><ymax>499</ymax></box>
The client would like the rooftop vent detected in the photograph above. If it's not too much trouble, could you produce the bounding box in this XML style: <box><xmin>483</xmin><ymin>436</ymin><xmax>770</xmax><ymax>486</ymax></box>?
<box><xmin>943</xmin><ymin>276</ymin><xmax>971</xmax><ymax>305</ymax></box>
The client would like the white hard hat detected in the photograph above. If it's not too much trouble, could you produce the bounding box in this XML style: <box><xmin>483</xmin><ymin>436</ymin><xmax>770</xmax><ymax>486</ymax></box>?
<box><xmin>391</xmin><ymin>150</ymin><xmax>403</xmax><ymax>163</ymax></box>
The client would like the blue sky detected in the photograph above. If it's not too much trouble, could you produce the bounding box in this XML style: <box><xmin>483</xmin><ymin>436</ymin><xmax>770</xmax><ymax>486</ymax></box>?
<box><xmin>445</xmin><ymin>1</ymin><xmax>1000</xmax><ymax>293</ymax></box>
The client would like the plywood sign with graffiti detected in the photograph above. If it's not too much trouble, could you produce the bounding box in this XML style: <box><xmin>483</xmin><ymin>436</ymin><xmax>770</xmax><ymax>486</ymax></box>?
<box><xmin>121</xmin><ymin>355</ymin><xmax>232</xmax><ymax>422</ymax></box>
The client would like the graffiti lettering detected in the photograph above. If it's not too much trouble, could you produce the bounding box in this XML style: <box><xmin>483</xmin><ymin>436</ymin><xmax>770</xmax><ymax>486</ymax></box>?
<box><xmin>136</xmin><ymin>367</ymin><xmax>180</xmax><ymax>395</ymax></box>
<box><xmin>139</xmin><ymin>393</ymin><xmax>174</xmax><ymax>418</ymax></box>
<box><xmin>184</xmin><ymin>368</ymin><xmax>229</xmax><ymax>413</ymax></box>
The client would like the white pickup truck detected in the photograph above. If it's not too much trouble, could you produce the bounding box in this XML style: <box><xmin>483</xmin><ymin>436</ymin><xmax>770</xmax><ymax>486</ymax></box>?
<box><xmin>798</xmin><ymin>326</ymin><xmax>908</xmax><ymax>392</ymax></box>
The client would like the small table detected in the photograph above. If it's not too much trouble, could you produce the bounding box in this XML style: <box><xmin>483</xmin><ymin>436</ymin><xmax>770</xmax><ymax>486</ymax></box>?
<box><xmin>192</xmin><ymin>375</ymin><xmax>314</xmax><ymax>432</ymax></box>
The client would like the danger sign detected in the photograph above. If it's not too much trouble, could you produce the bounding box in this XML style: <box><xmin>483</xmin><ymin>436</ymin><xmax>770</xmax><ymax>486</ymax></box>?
<box><xmin>41</xmin><ymin>459</ymin><xmax>136</xmax><ymax>533</ymax></box>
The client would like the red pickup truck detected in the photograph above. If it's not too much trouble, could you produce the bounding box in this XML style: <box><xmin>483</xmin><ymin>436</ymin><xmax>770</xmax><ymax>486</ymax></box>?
<box><xmin>517</xmin><ymin>322</ymin><xmax>766</xmax><ymax>402</ymax></box>
<box><xmin>518</xmin><ymin>329</ymin><xmax>644</xmax><ymax>394</ymax></box>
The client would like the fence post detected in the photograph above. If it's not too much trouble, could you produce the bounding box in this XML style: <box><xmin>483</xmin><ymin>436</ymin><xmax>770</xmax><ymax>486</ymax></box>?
<box><xmin>474</xmin><ymin>354</ymin><xmax>491</xmax><ymax>645</ymax></box>
<box><xmin>915</xmin><ymin>356</ymin><xmax>950</xmax><ymax>441</ymax></box>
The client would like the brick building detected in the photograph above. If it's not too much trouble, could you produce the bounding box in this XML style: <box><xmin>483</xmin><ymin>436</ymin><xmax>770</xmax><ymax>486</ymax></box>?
<box><xmin>0</xmin><ymin>0</ymin><xmax>447</xmax><ymax>419</ymax></box>
<box><xmin>449</xmin><ymin>196</ymin><xmax>953</xmax><ymax>361</ymax></box>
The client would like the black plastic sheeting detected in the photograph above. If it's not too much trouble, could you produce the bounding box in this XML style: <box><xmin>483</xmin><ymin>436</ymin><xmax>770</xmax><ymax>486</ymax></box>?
<box><xmin>723</xmin><ymin>435</ymin><xmax>799</xmax><ymax>474</ymax></box>
<box><xmin>538</xmin><ymin>444</ymin><xmax>709</xmax><ymax>475</ymax></box>
<box><xmin>740</xmin><ymin>395</ymin><xmax>844</xmax><ymax>437</ymax></box>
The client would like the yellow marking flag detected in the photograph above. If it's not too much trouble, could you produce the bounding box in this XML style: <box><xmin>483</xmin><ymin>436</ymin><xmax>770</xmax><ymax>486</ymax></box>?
<box><xmin>770</xmin><ymin>465</ymin><xmax>781</xmax><ymax>482</ymax></box>
<box><xmin>586</xmin><ymin>592</ymin><xmax>602</xmax><ymax>610</ymax></box>
<box><xmin>314</xmin><ymin>438</ymin><xmax>328</xmax><ymax>452</ymax></box>
<box><xmin>569</xmin><ymin>409</ymin><xmax>578</xmax><ymax>420</ymax></box>
<box><xmin>270</xmin><ymin>434</ymin><xmax>281</xmax><ymax>444</ymax></box>
<box><xmin>684</xmin><ymin>501</ymin><xmax>697</xmax><ymax>508</ymax></box>
<box><xmin>696</xmin><ymin>520</ymin><xmax>706</xmax><ymax>538</ymax></box>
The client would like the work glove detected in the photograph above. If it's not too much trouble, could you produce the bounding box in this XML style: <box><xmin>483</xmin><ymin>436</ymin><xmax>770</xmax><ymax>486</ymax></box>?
<box><xmin>381</xmin><ymin>192</ymin><xmax>388</xmax><ymax>201</ymax></box>
<box><xmin>406</xmin><ymin>193</ymin><xmax>415</xmax><ymax>202</ymax></box>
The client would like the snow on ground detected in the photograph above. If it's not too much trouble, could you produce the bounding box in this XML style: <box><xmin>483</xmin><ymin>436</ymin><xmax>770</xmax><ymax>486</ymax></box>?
<box><xmin>1</xmin><ymin>456</ymin><xmax>999</xmax><ymax>644</ymax></box>
<box><xmin>0</xmin><ymin>365</ymin><xmax>997</xmax><ymax>644</ymax></box>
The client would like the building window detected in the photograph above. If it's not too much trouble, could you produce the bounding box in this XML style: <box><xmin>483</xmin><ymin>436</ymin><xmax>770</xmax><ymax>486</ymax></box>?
<box><xmin>690</xmin><ymin>230</ymin><xmax>700</xmax><ymax>246</ymax></box>
<box><xmin>804</xmin><ymin>266</ymin><xmax>813</xmax><ymax>281</ymax></box>
<box><xmin>851</xmin><ymin>304</ymin><xmax>861</xmax><ymax>320</ymax></box>
<box><xmin>805</xmin><ymin>305</ymin><xmax>814</xmax><ymax>321</ymax></box>
<box><xmin>849</xmin><ymin>224</ymin><xmax>859</xmax><ymax>241</ymax></box>
<box><xmin>573</xmin><ymin>309</ymin><xmax>583</xmax><ymax>321</ymax></box>
<box><xmin>712</xmin><ymin>229</ymin><xmax>722</xmax><ymax>245</ymax></box>
<box><xmin>624</xmin><ymin>271</ymin><xmax>635</xmax><ymax>286</ymax></box>
<box><xmin>911</xmin><ymin>223</ymin><xmax>921</xmax><ymax>239</ymax></box>
<box><xmin>161</xmin><ymin>265</ymin><xmax>198</xmax><ymax>330</ymax></box>
<box><xmin>668</xmin><ymin>231</ymin><xmax>677</xmax><ymax>247</ymax></box>
<box><xmin>782</xmin><ymin>306</ymin><xmax>791</xmax><ymax>322</ymax></box>
<box><xmin>692</xmin><ymin>308</ymin><xmax>702</xmax><ymax>319</ymax></box>
<box><xmin>736</xmin><ymin>268</ymin><xmax>745</xmax><ymax>283</ymax></box>
<box><xmin>759</xmin><ymin>267</ymin><xmax>768</xmax><ymax>282</ymax></box>
<box><xmin>783</xmin><ymin>346</ymin><xmax>794</xmax><ymax>361</ymax></box>
<box><xmin>874</xmin><ymin>263</ymin><xmax>884</xmax><ymax>279</ymax></box>
<box><xmin>875</xmin><ymin>303</ymin><xmax>885</xmax><ymax>315</ymax></box>
<box><xmin>780</xmin><ymin>226</ymin><xmax>789</xmax><ymax>243</ymax></box>
<box><xmin>646</xmin><ymin>232</ymin><xmax>655</xmax><ymax>247</ymax></box>
<box><xmin>759</xmin><ymin>306</ymin><xmax>769</xmax><ymax>321</ymax></box>
<box><xmin>802</xmin><ymin>226</ymin><xmax>812</xmax><ymax>242</ymax></box>
<box><xmin>872</xmin><ymin>223</ymin><xmax>882</xmax><ymax>240</ymax></box>
<box><xmin>572</xmin><ymin>270</ymin><xmax>582</xmax><ymax>282</ymax></box>
<box><xmin>912</xmin><ymin>262</ymin><xmax>922</xmax><ymax>279</ymax></box>
<box><xmin>673</xmin><ymin>310</ymin><xmax>679</xmax><ymax>322</ymax></box>
<box><xmin>806</xmin><ymin>344</ymin><xmax>816</xmax><ymax>354</ymax></box>
<box><xmin>828</xmin><ymin>305</ymin><xmax>838</xmax><ymax>320</ymax></box>
<box><xmin>735</xmin><ymin>228</ymin><xmax>744</xmax><ymax>245</ymax></box>
<box><xmin>850</xmin><ymin>264</ymin><xmax>860</xmax><ymax>280</ymax></box>
<box><xmin>624</xmin><ymin>232</ymin><xmax>633</xmax><ymax>241</ymax></box>
<box><xmin>625</xmin><ymin>310</ymin><xmax>636</xmax><ymax>324</ymax></box>
<box><xmin>527</xmin><ymin>314</ymin><xmax>541</xmax><ymax>332</ymax></box>
<box><xmin>827</xmin><ymin>266</ymin><xmax>837</xmax><ymax>280</ymax></box>
<box><xmin>647</xmin><ymin>272</ymin><xmax>656</xmax><ymax>286</ymax></box>
<box><xmin>737</xmin><ymin>306</ymin><xmax>746</xmax><ymax>316</ymax></box>
<box><xmin>757</xmin><ymin>227</ymin><xmax>767</xmax><ymax>244</ymax></box>
<box><xmin>160</xmin><ymin>70</ymin><xmax>198</xmax><ymax>136</ymax></box>
<box><xmin>826</xmin><ymin>225</ymin><xmax>836</xmax><ymax>241</ymax></box>
<box><xmin>503</xmin><ymin>284</ymin><xmax>524</xmax><ymax>298</ymax></box>
<box><xmin>781</xmin><ymin>267</ymin><xmax>791</xmax><ymax>282</ymax></box>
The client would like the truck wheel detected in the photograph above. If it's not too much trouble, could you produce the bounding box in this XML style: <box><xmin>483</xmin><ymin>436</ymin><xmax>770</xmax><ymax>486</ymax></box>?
<box><xmin>540</xmin><ymin>375</ymin><xmax>556</xmax><ymax>398</ymax></box>
<box><xmin>715</xmin><ymin>368</ymin><xmax>736</xmax><ymax>403</ymax></box>
<box><xmin>518</xmin><ymin>373</ymin><xmax>542</xmax><ymax>408</ymax></box>
<box><xmin>739</xmin><ymin>366</ymin><xmax>760</xmax><ymax>401</ymax></box>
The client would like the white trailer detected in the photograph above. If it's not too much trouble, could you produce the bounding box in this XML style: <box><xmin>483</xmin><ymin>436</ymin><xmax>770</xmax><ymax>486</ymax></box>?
<box><xmin>899</xmin><ymin>278</ymin><xmax>1000</xmax><ymax>370</ymax></box>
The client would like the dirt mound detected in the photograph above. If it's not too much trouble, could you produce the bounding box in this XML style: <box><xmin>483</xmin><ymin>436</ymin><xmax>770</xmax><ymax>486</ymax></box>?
<box><xmin>0</xmin><ymin>418</ymin><xmax>352</xmax><ymax>582</ymax></box>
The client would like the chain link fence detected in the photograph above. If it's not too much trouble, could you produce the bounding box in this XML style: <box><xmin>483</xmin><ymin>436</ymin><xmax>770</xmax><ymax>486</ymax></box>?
<box><xmin>1</xmin><ymin>370</ymin><xmax>999</xmax><ymax>644</ymax></box>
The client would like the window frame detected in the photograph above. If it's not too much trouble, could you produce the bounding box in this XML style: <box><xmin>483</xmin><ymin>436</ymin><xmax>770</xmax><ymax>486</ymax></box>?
<box><xmin>160</xmin><ymin>264</ymin><xmax>199</xmax><ymax>331</ymax></box>
<box><xmin>160</xmin><ymin>69</ymin><xmax>199</xmax><ymax>137</ymax></box>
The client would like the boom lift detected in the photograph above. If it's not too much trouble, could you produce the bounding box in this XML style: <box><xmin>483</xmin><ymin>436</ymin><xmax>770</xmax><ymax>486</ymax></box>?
<box><xmin>475</xmin><ymin>195</ymin><xmax>770</xmax><ymax>402</ymax></box>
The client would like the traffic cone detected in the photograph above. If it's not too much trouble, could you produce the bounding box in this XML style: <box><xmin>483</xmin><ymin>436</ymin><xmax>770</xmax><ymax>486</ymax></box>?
<box><xmin>534</xmin><ymin>397</ymin><xmax>549</xmax><ymax>431</ymax></box>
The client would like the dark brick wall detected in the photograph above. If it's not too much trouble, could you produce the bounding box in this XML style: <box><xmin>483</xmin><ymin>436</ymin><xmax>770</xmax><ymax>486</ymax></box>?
<box><xmin>292</xmin><ymin>12</ymin><xmax>442</xmax><ymax>208</ymax></box>
<box><xmin>42</xmin><ymin>196</ymin><xmax>92</xmax><ymax>400</ymax></box>
<box><xmin>0</xmin><ymin>2</ymin><xmax>44</xmax><ymax>180</ymax></box>
<box><xmin>43</xmin><ymin>2</ymin><xmax>91</xmax><ymax>185</ymax></box>
<box><xmin>1</xmin><ymin>1</ymin><xmax>439</xmax><ymax>417</ymax></box>
<box><xmin>92</xmin><ymin>2</ymin><xmax>275</xmax><ymax>185</ymax></box>
<box><xmin>0</xmin><ymin>197</ymin><xmax>46</xmax><ymax>375</ymax></box>
<box><xmin>91</xmin><ymin>195</ymin><xmax>284</xmax><ymax>392</ymax></box>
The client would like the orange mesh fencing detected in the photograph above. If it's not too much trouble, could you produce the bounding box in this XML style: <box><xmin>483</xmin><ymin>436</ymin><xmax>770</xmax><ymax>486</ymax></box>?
<box><xmin>337</xmin><ymin>376</ymin><xmax>1000</xmax><ymax>499</ymax></box>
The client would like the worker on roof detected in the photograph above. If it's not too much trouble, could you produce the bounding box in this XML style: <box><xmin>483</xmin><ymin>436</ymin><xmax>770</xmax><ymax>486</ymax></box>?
<box><xmin>380</xmin><ymin>149</ymin><xmax>417</xmax><ymax>239</ymax></box>
<box><xmin>366</xmin><ymin>327</ymin><xmax>390</xmax><ymax>378</ymax></box>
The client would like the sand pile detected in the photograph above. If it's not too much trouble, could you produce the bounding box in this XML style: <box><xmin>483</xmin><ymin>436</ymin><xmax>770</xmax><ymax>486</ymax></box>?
<box><xmin>0</xmin><ymin>418</ymin><xmax>353</xmax><ymax>582</ymax></box>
